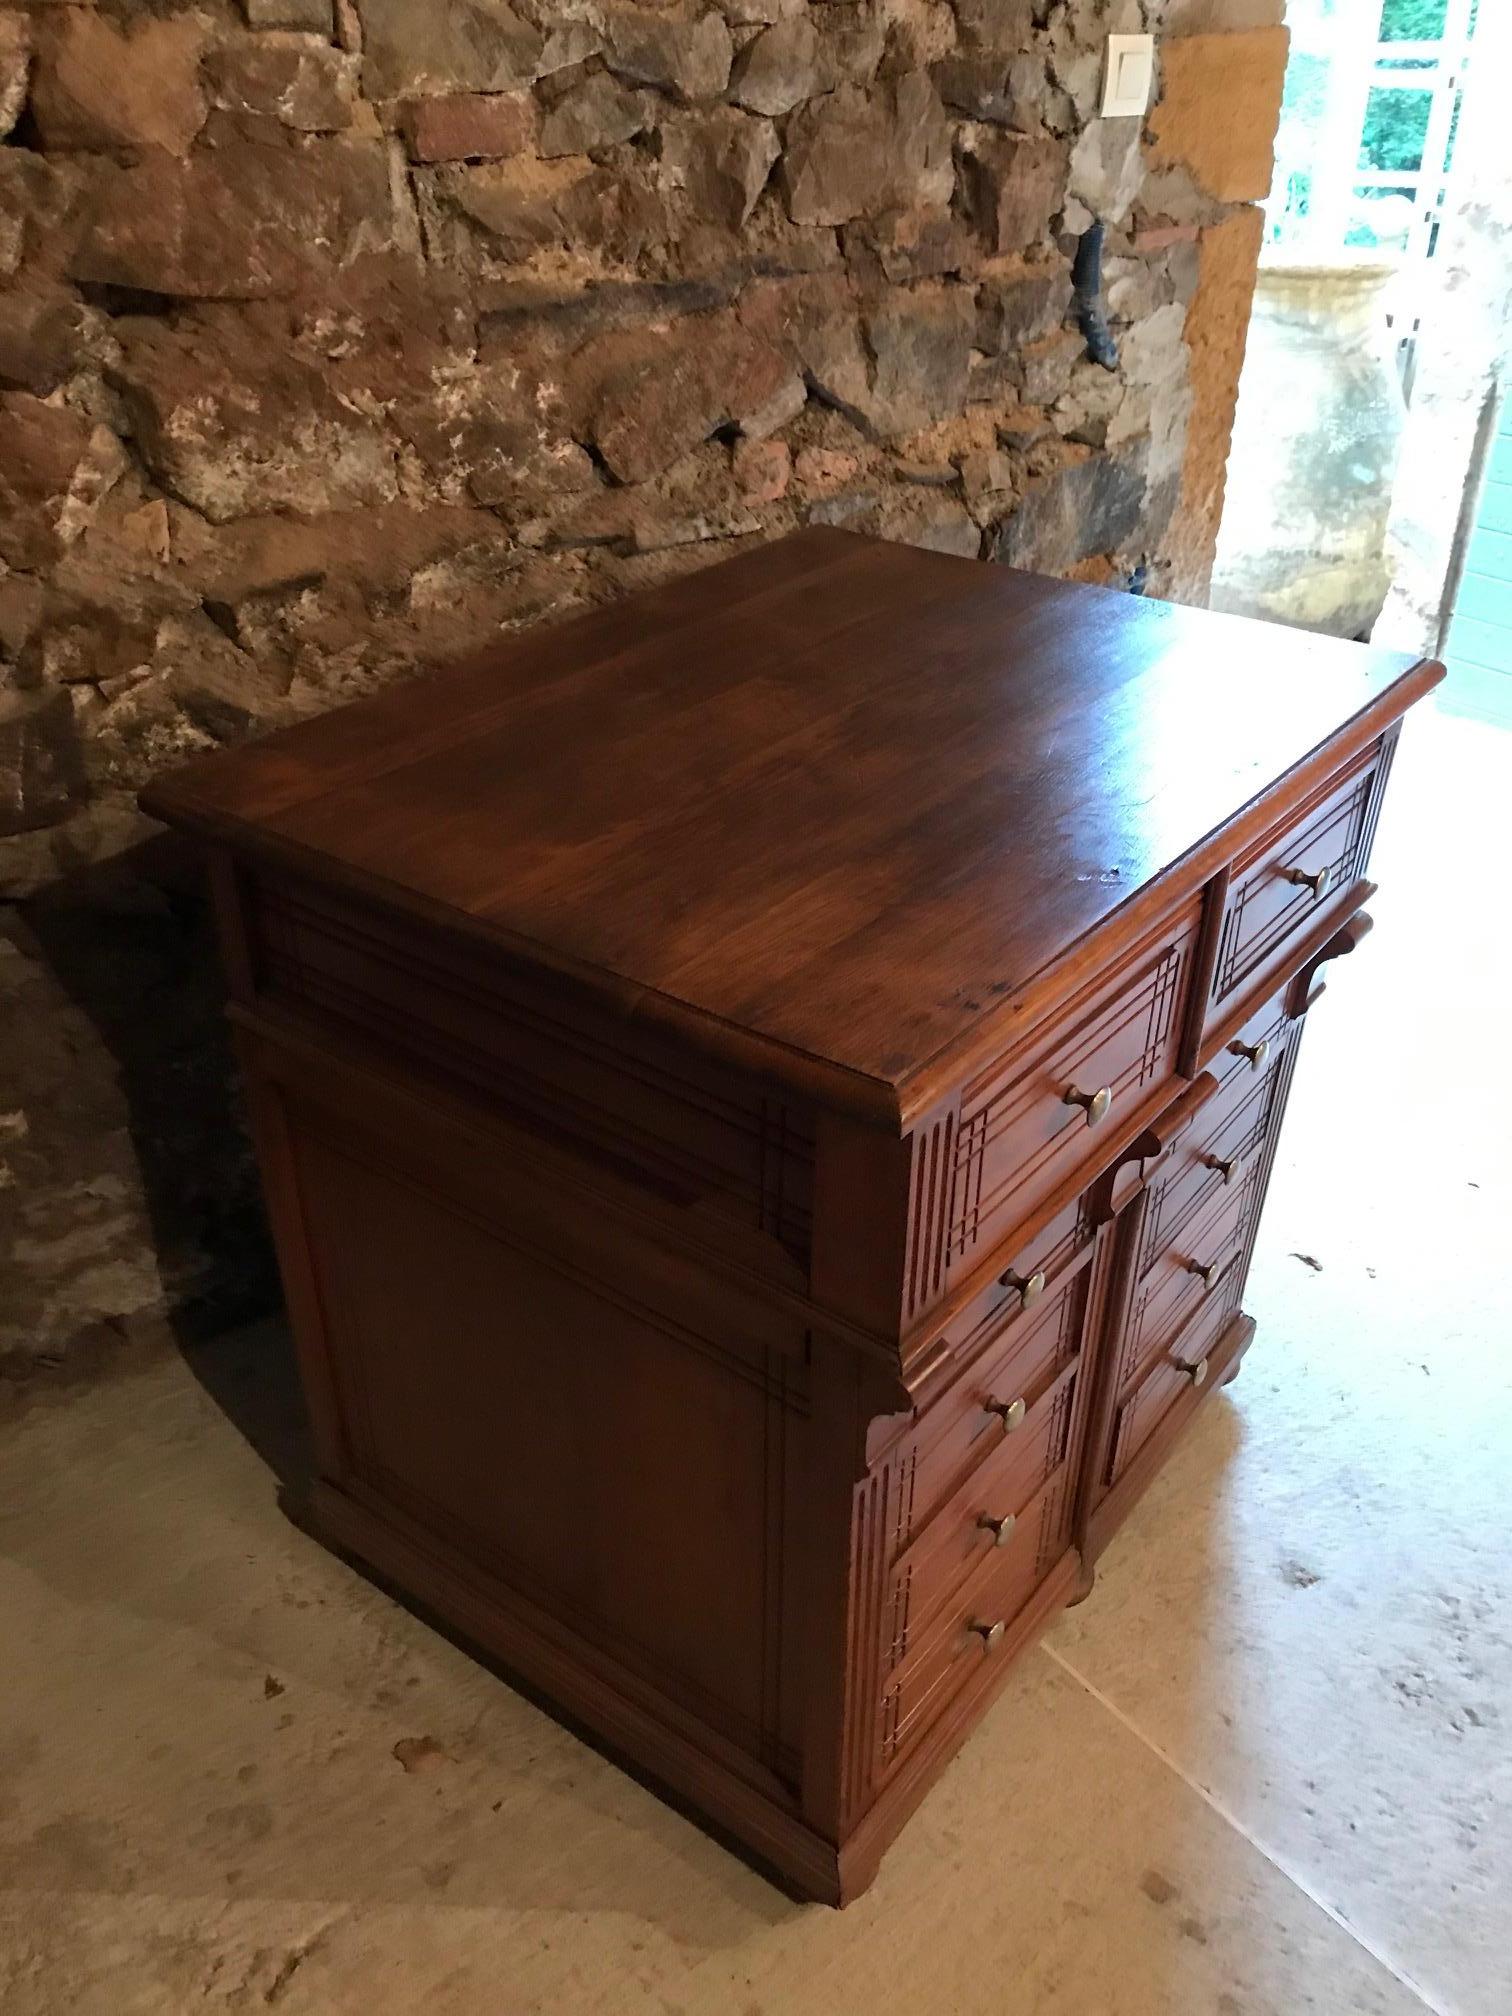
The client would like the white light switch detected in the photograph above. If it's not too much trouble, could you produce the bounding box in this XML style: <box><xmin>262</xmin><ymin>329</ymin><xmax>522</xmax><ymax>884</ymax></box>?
<box><xmin>1101</xmin><ymin>33</ymin><xmax>1154</xmax><ymax>118</ymax></box>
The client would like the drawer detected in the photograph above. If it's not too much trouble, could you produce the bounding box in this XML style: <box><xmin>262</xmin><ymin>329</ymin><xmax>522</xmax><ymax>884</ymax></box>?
<box><xmin>899</xmin><ymin>1258</ymin><xmax>1092</xmax><ymax>1544</ymax></box>
<box><xmin>1137</xmin><ymin>995</ymin><xmax>1294</xmax><ymax>1281</ymax></box>
<box><xmin>1107</xmin><ymin>1272</ymin><xmax>1243</xmax><ymax>1485</ymax></box>
<box><xmin>884</xmin><ymin>1356</ymin><xmax>1081</xmax><ymax>1669</ymax></box>
<box><xmin>1209</xmin><ymin>745</ymin><xmax>1384</xmax><ymax>1015</ymax></box>
<box><xmin>1118</xmin><ymin>1158</ymin><xmax>1260</xmax><ymax>1393</ymax></box>
<box><xmin>948</xmin><ymin>902</ymin><xmax>1201</xmax><ymax>1280</ymax></box>
<box><xmin>878</xmin><ymin>1468</ymin><xmax>1071</xmax><ymax>1772</ymax></box>
<box><xmin>934</xmin><ymin>1190</ymin><xmax>1094</xmax><ymax>1370</ymax></box>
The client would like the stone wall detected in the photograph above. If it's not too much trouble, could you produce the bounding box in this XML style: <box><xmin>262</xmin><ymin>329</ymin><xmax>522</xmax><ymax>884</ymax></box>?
<box><xmin>0</xmin><ymin>0</ymin><xmax>1285</xmax><ymax>1375</ymax></box>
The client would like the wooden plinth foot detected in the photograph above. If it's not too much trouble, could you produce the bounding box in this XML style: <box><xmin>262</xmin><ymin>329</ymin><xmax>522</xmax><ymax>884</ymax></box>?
<box><xmin>1065</xmin><ymin>1554</ymin><xmax>1096</xmax><ymax>1608</ymax></box>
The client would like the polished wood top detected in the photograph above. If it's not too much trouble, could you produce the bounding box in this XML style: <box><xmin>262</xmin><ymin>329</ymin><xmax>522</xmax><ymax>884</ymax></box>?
<box><xmin>142</xmin><ymin>529</ymin><xmax>1440</xmax><ymax>1119</ymax></box>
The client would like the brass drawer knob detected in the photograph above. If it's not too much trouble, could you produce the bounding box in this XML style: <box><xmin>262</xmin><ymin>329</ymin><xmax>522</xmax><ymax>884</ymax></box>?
<box><xmin>1063</xmin><ymin>1082</ymin><xmax>1112</xmax><ymax>1127</ymax></box>
<box><xmin>1183</xmin><ymin>1357</ymin><xmax>1210</xmax><ymax>1388</ymax></box>
<box><xmin>969</xmin><ymin>1618</ymin><xmax>1006</xmax><ymax>1650</ymax></box>
<box><xmin>1285</xmin><ymin>863</ymin><xmax>1333</xmax><ymax>899</ymax></box>
<box><xmin>1228</xmin><ymin>1035</ymin><xmax>1270</xmax><ymax>1072</ymax></box>
<box><xmin>998</xmin><ymin>1266</ymin><xmax>1046</xmax><ymax>1308</ymax></box>
<box><xmin>1203</xmin><ymin>1152</ymin><xmax>1239</xmax><ymax>1186</ymax></box>
<box><xmin>984</xmin><ymin>1395</ymin><xmax>1027</xmax><ymax>1431</ymax></box>
<box><xmin>977</xmin><ymin>1511</ymin><xmax>1017</xmax><ymax>1548</ymax></box>
<box><xmin>1186</xmin><ymin>1257</ymin><xmax>1222</xmax><ymax>1290</ymax></box>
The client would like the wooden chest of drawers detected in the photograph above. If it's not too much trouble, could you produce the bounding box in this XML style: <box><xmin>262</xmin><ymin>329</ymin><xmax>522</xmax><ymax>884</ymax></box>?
<box><xmin>141</xmin><ymin>529</ymin><xmax>1441</xmax><ymax>1903</ymax></box>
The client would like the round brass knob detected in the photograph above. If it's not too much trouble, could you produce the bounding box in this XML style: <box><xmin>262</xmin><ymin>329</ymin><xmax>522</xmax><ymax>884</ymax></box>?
<box><xmin>1203</xmin><ymin>1153</ymin><xmax>1239</xmax><ymax>1186</ymax></box>
<box><xmin>984</xmin><ymin>1395</ymin><xmax>1027</xmax><ymax>1431</ymax></box>
<box><xmin>998</xmin><ymin>1266</ymin><xmax>1046</xmax><ymax>1308</ymax></box>
<box><xmin>1229</xmin><ymin>1035</ymin><xmax>1270</xmax><ymax>1072</ymax></box>
<box><xmin>977</xmin><ymin>1511</ymin><xmax>1016</xmax><ymax>1548</ymax></box>
<box><xmin>1285</xmin><ymin>863</ymin><xmax>1332</xmax><ymax>899</ymax></box>
<box><xmin>1064</xmin><ymin>1083</ymin><xmax>1112</xmax><ymax>1127</ymax></box>
<box><xmin>969</xmin><ymin>1618</ymin><xmax>1006</xmax><ymax>1650</ymax></box>
<box><xmin>1183</xmin><ymin>1358</ymin><xmax>1210</xmax><ymax>1388</ymax></box>
<box><xmin>1187</xmin><ymin>1257</ymin><xmax>1222</xmax><ymax>1290</ymax></box>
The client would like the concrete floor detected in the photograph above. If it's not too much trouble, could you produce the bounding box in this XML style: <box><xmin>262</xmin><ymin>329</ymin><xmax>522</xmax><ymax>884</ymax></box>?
<box><xmin>2</xmin><ymin>703</ymin><xmax>1508</xmax><ymax>2016</ymax></box>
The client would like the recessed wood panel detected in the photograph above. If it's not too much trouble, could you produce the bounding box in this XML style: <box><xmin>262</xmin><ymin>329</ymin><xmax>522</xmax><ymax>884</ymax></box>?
<box><xmin>291</xmin><ymin>1116</ymin><xmax>806</xmax><ymax>1783</ymax></box>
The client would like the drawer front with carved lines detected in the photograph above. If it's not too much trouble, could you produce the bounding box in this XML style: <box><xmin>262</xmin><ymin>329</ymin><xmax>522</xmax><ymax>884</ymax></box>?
<box><xmin>1108</xmin><ymin>1269</ymin><xmax>1246</xmax><ymax>1485</ymax></box>
<box><xmin>1138</xmin><ymin>994</ymin><xmax>1297</xmax><ymax>1282</ymax></box>
<box><xmin>930</xmin><ymin>1190</ymin><xmax>1094</xmax><ymax>1380</ymax></box>
<box><xmin>1119</xmin><ymin>1159</ymin><xmax>1262</xmax><ymax>1395</ymax></box>
<box><xmin>937</xmin><ymin>903</ymin><xmax>1202</xmax><ymax>1301</ymax></box>
<box><xmin>884</xmin><ymin>1356</ymin><xmax>1081</xmax><ymax>1671</ymax></box>
<box><xmin>899</xmin><ymin>1252</ymin><xmax>1096</xmax><ymax>1541</ymax></box>
<box><xmin>1208</xmin><ymin>735</ymin><xmax>1394</xmax><ymax>1019</ymax></box>
<box><xmin>878</xmin><ymin>1469</ymin><xmax>1071</xmax><ymax>1772</ymax></box>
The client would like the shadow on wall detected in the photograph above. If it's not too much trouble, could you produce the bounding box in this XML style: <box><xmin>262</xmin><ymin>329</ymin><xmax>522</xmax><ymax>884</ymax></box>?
<box><xmin>1</xmin><ymin>835</ymin><xmax>279</xmax><ymax>1382</ymax></box>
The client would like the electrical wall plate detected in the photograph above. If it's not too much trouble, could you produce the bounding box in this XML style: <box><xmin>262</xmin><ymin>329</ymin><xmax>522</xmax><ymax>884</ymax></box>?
<box><xmin>1101</xmin><ymin>33</ymin><xmax>1154</xmax><ymax>118</ymax></box>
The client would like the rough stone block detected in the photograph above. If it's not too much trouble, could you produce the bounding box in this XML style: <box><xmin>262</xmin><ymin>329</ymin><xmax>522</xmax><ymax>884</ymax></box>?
<box><xmin>0</xmin><ymin>149</ymin><xmax>87</xmax><ymax>283</ymax></box>
<box><xmin>961</xmin><ymin>130</ymin><xmax>1067</xmax><ymax>254</ymax></box>
<box><xmin>69</xmin><ymin>139</ymin><xmax>393</xmax><ymax>299</ymax></box>
<box><xmin>730</xmin><ymin>17</ymin><xmax>820</xmax><ymax>116</ymax></box>
<box><xmin>975</xmin><ymin>264</ymin><xmax>1072</xmax><ymax>352</ymax></box>
<box><xmin>1147</xmin><ymin>29</ymin><xmax>1290</xmax><ymax>203</ymax></box>
<box><xmin>242</xmin><ymin>0</ymin><xmax>337</xmax><ymax>29</ymax></box>
<box><xmin>845</xmin><ymin>207</ymin><xmax>975</xmax><ymax>284</ymax></box>
<box><xmin>395</xmin><ymin>365</ymin><xmax>598</xmax><ymax>515</ymax></box>
<box><xmin>604</xmin><ymin>6</ymin><xmax>735</xmax><ymax>103</ymax></box>
<box><xmin>436</xmin><ymin>155</ymin><xmax>601</xmax><ymax>259</ymax></box>
<box><xmin>662</xmin><ymin>107</ymin><xmax>780</xmax><ymax>229</ymax></box>
<box><xmin>435</xmin><ymin>154</ymin><xmax>669</xmax><ymax>268</ymax></box>
<box><xmin>159</xmin><ymin>615</ymin><xmax>293</xmax><ymax>744</ymax></box>
<box><xmin>536</xmin><ymin>20</ymin><xmax>605</xmax><ymax>78</ymax></box>
<box><xmin>111</xmin><ymin>323</ymin><xmax>400</xmax><ymax>523</ymax></box>
<box><xmin>952</xmin><ymin>0</ymin><xmax>1035</xmax><ymax>53</ymax></box>
<box><xmin>0</xmin><ymin>283</ymin><xmax>93</xmax><ymax>396</ymax></box>
<box><xmin>0</xmin><ymin>687</ymin><xmax>87</xmax><ymax>836</ymax></box>
<box><xmin>539</xmin><ymin>71</ymin><xmax>656</xmax><ymax>157</ymax></box>
<box><xmin>994</xmin><ymin>450</ymin><xmax>1147</xmax><ymax>570</ymax></box>
<box><xmin>782</xmin><ymin>74</ymin><xmax>953</xmax><ymax>228</ymax></box>
<box><xmin>570</xmin><ymin>313</ymin><xmax>793</xmax><ymax>482</ymax></box>
<box><xmin>401</xmin><ymin>91</ymin><xmax>538</xmax><ymax>163</ymax></box>
<box><xmin>30</xmin><ymin>12</ymin><xmax>208</xmax><ymax>158</ymax></box>
<box><xmin>1069</xmin><ymin>116</ymin><xmax>1145</xmax><ymax>225</ymax></box>
<box><xmin>732</xmin><ymin>436</ymin><xmax>790</xmax><ymax>503</ymax></box>
<box><xmin>1018</xmin><ymin>327</ymin><xmax>1082</xmax><ymax>405</ymax></box>
<box><xmin>205</xmin><ymin>38</ymin><xmax>361</xmax><ymax>132</ymax></box>
<box><xmin>864</xmin><ymin>288</ymin><xmax>975</xmax><ymax>438</ymax></box>
<box><xmin>356</xmin><ymin>0</ymin><xmax>542</xmax><ymax>100</ymax></box>
<box><xmin>0</xmin><ymin>394</ymin><xmax>121</xmax><ymax>570</ymax></box>
<box><xmin>0</xmin><ymin>13</ymin><xmax>29</xmax><ymax>140</ymax></box>
<box><xmin>931</xmin><ymin>51</ymin><xmax>1015</xmax><ymax>125</ymax></box>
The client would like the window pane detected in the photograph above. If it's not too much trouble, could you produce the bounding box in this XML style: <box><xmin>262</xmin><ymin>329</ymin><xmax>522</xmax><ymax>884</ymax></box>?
<box><xmin>1359</xmin><ymin>85</ymin><xmax>1432</xmax><ymax>172</ymax></box>
<box><xmin>1378</xmin><ymin>0</ymin><xmax>1448</xmax><ymax>39</ymax></box>
<box><xmin>1345</xmin><ymin>185</ymin><xmax>1417</xmax><ymax>251</ymax></box>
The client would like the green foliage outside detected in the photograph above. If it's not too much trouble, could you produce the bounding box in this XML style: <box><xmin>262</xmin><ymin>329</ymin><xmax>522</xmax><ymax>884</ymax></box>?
<box><xmin>1268</xmin><ymin>0</ymin><xmax>1472</xmax><ymax>248</ymax></box>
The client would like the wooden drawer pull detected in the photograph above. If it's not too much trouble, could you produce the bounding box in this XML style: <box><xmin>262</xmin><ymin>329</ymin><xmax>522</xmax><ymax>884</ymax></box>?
<box><xmin>1203</xmin><ymin>1153</ymin><xmax>1240</xmax><ymax>1186</ymax></box>
<box><xmin>976</xmin><ymin>1511</ymin><xmax>1017</xmax><ymax>1548</ymax></box>
<box><xmin>998</xmin><ymin>1266</ymin><xmax>1046</xmax><ymax>1307</ymax></box>
<box><xmin>1285</xmin><ymin>863</ymin><xmax>1333</xmax><ymax>899</ymax></box>
<box><xmin>1186</xmin><ymin>1257</ymin><xmax>1223</xmax><ymax>1291</ymax></box>
<box><xmin>1063</xmin><ymin>1082</ymin><xmax>1113</xmax><ymax>1127</ymax></box>
<box><xmin>1228</xmin><ymin>1036</ymin><xmax>1270</xmax><ymax>1072</ymax></box>
<box><xmin>984</xmin><ymin>1395</ymin><xmax>1027</xmax><ymax>1431</ymax></box>
<box><xmin>969</xmin><ymin>1618</ymin><xmax>1007</xmax><ymax>1651</ymax></box>
<box><xmin>1182</xmin><ymin>1358</ymin><xmax>1210</xmax><ymax>1389</ymax></box>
